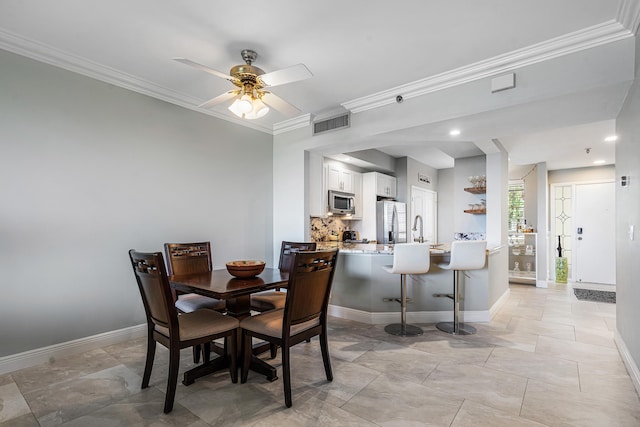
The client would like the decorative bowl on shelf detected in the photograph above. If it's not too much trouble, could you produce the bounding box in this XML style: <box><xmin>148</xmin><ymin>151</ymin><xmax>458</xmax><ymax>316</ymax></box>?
<box><xmin>226</xmin><ymin>260</ymin><xmax>266</xmax><ymax>278</ymax></box>
<box><xmin>512</xmin><ymin>248</ymin><xmax>521</xmax><ymax>256</ymax></box>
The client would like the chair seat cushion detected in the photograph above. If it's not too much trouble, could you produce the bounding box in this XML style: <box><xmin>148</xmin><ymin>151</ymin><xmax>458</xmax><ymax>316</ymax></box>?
<box><xmin>175</xmin><ymin>293</ymin><xmax>225</xmax><ymax>313</ymax></box>
<box><xmin>240</xmin><ymin>309</ymin><xmax>319</xmax><ymax>339</ymax></box>
<box><xmin>250</xmin><ymin>291</ymin><xmax>286</xmax><ymax>311</ymax></box>
<box><xmin>155</xmin><ymin>309</ymin><xmax>239</xmax><ymax>342</ymax></box>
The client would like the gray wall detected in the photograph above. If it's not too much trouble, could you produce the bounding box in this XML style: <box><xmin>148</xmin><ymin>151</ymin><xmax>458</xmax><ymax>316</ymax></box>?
<box><xmin>615</xmin><ymin>33</ymin><xmax>640</xmax><ymax>382</ymax></box>
<box><xmin>0</xmin><ymin>50</ymin><xmax>274</xmax><ymax>357</ymax></box>
<box><xmin>436</xmin><ymin>168</ymin><xmax>454</xmax><ymax>242</ymax></box>
<box><xmin>548</xmin><ymin>165</ymin><xmax>615</xmax><ymax>184</ymax></box>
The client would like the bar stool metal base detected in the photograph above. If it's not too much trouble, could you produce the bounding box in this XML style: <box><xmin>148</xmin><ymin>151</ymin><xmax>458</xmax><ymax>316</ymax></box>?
<box><xmin>384</xmin><ymin>272</ymin><xmax>424</xmax><ymax>337</ymax></box>
<box><xmin>385</xmin><ymin>323</ymin><xmax>423</xmax><ymax>336</ymax></box>
<box><xmin>436</xmin><ymin>321</ymin><xmax>476</xmax><ymax>335</ymax></box>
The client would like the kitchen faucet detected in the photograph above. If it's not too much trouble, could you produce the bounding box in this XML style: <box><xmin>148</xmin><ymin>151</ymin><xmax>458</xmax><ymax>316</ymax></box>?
<box><xmin>412</xmin><ymin>215</ymin><xmax>424</xmax><ymax>243</ymax></box>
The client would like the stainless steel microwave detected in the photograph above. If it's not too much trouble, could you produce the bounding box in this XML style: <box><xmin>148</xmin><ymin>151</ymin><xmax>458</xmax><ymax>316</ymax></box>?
<box><xmin>328</xmin><ymin>190</ymin><xmax>356</xmax><ymax>215</ymax></box>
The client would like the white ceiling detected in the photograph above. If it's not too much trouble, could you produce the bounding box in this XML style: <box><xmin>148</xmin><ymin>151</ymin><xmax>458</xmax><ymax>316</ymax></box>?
<box><xmin>1</xmin><ymin>0</ymin><xmax>638</xmax><ymax>170</ymax></box>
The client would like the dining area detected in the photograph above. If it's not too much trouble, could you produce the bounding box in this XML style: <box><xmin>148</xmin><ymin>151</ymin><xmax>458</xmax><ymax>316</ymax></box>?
<box><xmin>128</xmin><ymin>241</ymin><xmax>339</xmax><ymax>412</ymax></box>
<box><xmin>4</xmin><ymin>244</ymin><xmax>634</xmax><ymax>425</ymax></box>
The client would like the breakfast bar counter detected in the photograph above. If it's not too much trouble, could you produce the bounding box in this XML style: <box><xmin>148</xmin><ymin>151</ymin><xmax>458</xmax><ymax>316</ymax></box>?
<box><xmin>321</xmin><ymin>242</ymin><xmax>508</xmax><ymax>326</ymax></box>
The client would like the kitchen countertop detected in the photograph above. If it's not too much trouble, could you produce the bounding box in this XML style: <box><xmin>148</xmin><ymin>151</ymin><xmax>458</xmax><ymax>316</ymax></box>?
<box><xmin>316</xmin><ymin>241</ymin><xmax>504</xmax><ymax>254</ymax></box>
<box><xmin>316</xmin><ymin>242</ymin><xmax>452</xmax><ymax>254</ymax></box>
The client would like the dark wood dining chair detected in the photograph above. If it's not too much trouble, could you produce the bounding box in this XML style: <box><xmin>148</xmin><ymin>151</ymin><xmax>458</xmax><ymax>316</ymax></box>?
<box><xmin>164</xmin><ymin>242</ymin><xmax>226</xmax><ymax>362</ymax></box>
<box><xmin>250</xmin><ymin>241</ymin><xmax>317</xmax><ymax>312</ymax></box>
<box><xmin>129</xmin><ymin>250</ymin><xmax>239</xmax><ymax>413</ymax></box>
<box><xmin>240</xmin><ymin>249</ymin><xmax>338</xmax><ymax>408</ymax></box>
<box><xmin>251</xmin><ymin>241</ymin><xmax>318</xmax><ymax>357</ymax></box>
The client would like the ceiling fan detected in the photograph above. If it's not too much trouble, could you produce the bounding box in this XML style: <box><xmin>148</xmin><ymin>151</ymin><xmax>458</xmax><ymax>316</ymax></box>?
<box><xmin>174</xmin><ymin>49</ymin><xmax>312</xmax><ymax>120</ymax></box>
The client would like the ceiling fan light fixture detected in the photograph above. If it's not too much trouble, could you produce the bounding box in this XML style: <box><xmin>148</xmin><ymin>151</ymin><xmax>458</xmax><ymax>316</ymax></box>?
<box><xmin>228</xmin><ymin>93</ymin><xmax>270</xmax><ymax>120</ymax></box>
<box><xmin>238</xmin><ymin>94</ymin><xmax>253</xmax><ymax>113</ymax></box>
<box><xmin>176</xmin><ymin>49</ymin><xmax>310</xmax><ymax>119</ymax></box>
<box><xmin>228</xmin><ymin>99</ymin><xmax>246</xmax><ymax>117</ymax></box>
<box><xmin>252</xmin><ymin>97</ymin><xmax>269</xmax><ymax>118</ymax></box>
<box><xmin>228</xmin><ymin>94</ymin><xmax>254</xmax><ymax>117</ymax></box>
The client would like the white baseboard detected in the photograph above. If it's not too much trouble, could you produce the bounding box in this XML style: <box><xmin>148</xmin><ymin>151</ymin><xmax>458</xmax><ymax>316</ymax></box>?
<box><xmin>489</xmin><ymin>288</ymin><xmax>511</xmax><ymax>319</ymax></box>
<box><xmin>614</xmin><ymin>330</ymin><xmax>640</xmax><ymax>396</ymax></box>
<box><xmin>0</xmin><ymin>324</ymin><xmax>147</xmax><ymax>375</ymax></box>
<box><xmin>536</xmin><ymin>280</ymin><xmax>549</xmax><ymax>288</ymax></box>
<box><xmin>328</xmin><ymin>305</ymin><xmax>490</xmax><ymax>325</ymax></box>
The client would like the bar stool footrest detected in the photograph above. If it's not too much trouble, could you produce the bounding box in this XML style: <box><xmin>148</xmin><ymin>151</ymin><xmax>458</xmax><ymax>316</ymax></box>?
<box><xmin>433</xmin><ymin>293</ymin><xmax>454</xmax><ymax>300</ymax></box>
<box><xmin>383</xmin><ymin>298</ymin><xmax>414</xmax><ymax>303</ymax></box>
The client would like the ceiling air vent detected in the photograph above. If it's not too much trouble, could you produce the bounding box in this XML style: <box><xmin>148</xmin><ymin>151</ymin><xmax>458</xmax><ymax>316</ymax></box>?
<box><xmin>313</xmin><ymin>113</ymin><xmax>350</xmax><ymax>135</ymax></box>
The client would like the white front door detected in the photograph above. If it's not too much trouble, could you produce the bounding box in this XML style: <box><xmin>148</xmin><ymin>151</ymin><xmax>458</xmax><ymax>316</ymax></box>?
<box><xmin>410</xmin><ymin>186</ymin><xmax>437</xmax><ymax>243</ymax></box>
<box><xmin>574</xmin><ymin>182</ymin><xmax>615</xmax><ymax>284</ymax></box>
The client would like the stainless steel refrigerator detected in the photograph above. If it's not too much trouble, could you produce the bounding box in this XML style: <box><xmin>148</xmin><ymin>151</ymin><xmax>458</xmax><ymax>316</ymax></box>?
<box><xmin>376</xmin><ymin>200</ymin><xmax>407</xmax><ymax>244</ymax></box>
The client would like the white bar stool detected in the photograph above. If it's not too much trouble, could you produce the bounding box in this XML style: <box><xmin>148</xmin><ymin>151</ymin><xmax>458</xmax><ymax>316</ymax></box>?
<box><xmin>435</xmin><ymin>240</ymin><xmax>487</xmax><ymax>335</ymax></box>
<box><xmin>383</xmin><ymin>243</ymin><xmax>430</xmax><ymax>336</ymax></box>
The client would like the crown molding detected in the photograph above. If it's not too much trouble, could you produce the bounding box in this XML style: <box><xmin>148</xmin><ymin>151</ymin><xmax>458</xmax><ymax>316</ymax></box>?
<box><xmin>618</xmin><ymin>0</ymin><xmax>640</xmax><ymax>34</ymax></box>
<box><xmin>342</xmin><ymin>20</ymin><xmax>633</xmax><ymax>114</ymax></box>
<box><xmin>0</xmin><ymin>28</ymin><xmax>273</xmax><ymax>134</ymax></box>
<box><xmin>273</xmin><ymin>114</ymin><xmax>312</xmax><ymax>135</ymax></box>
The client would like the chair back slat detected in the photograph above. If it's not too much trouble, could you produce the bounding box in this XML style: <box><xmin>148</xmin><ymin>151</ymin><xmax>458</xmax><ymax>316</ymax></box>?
<box><xmin>284</xmin><ymin>250</ymin><xmax>338</xmax><ymax>327</ymax></box>
<box><xmin>278</xmin><ymin>241</ymin><xmax>317</xmax><ymax>272</ymax></box>
<box><xmin>129</xmin><ymin>250</ymin><xmax>178</xmax><ymax>333</ymax></box>
<box><xmin>164</xmin><ymin>242</ymin><xmax>212</xmax><ymax>276</ymax></box>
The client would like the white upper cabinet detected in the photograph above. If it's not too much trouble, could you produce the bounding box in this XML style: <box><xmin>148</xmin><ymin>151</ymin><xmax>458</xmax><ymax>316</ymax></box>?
<box><xmin>327</xmin><ymin>165</ymin><xmax>354</xmax><ymax>193</ymax></box>
<box><xmin>373</xmin><ymin>172</ymin><xmax>396</xmax><ymax>198</ymax></box>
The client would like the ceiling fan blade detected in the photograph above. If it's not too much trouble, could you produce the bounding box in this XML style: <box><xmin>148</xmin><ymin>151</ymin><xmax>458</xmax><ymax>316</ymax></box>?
<box><xmin>261</xmin><ymin>92</ymin><xmax>301</xmax><ymax>116</ymax></box>
<box><xmin>198</xmin><ymin>90</ymin><xmax>239</xmax><ymax>109</ymax></box>
<box><xmin>259</xmin><ymin>64</ymin><xmax>312</xmax><ymax>87</ymax></box>
<box><xmin>173</xmin><ymin>57</ymin><xmax>235</xmax><ymax>82</ymax></box>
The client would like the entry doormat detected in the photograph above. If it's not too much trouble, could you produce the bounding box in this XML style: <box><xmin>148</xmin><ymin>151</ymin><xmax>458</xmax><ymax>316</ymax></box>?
<box><xmin>573</xmin><ymin>288</ymin><xmax>616</xmax><ymax>304</ymax></box>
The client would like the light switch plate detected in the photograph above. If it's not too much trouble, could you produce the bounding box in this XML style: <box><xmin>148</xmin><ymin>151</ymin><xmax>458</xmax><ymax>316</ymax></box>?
<box><xmin>630</xmin><ymin>225</ymin><xmax>635</xmax><ymax>241</ymax></box>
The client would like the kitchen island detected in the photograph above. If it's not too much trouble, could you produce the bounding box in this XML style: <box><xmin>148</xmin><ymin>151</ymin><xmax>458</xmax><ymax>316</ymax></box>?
<box><xmin>319</xmin><ymin>242</ymin><xmax>508</xmax><ymax>326</ymax></box>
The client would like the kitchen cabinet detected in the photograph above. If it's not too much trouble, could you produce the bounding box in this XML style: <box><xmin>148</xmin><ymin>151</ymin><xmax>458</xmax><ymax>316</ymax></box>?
<box><xmin>375</xmin><ymin>172</ymin><xmax>396</xmax><ymax>198</ymax></box>
<box><xmin>327</xmin><ymin>165</ymin><xmax>353</xmax><ymax>193</ymax></box>
<box><xmin>508</xmin><ymin>232</ymin><xmax>537</xmax><ymax>285</ymax></box>
<box><xmin>362</xmin><ymin>172</ymin><xmax>396</xmax><ymax>198</ymax></box>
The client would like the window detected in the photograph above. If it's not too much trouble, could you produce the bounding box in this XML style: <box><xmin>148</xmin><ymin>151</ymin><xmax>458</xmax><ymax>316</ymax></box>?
<box><xmin>508</xmin><ymin>181</ymin><xmax>525</xmax><ymax>232</ymax></box>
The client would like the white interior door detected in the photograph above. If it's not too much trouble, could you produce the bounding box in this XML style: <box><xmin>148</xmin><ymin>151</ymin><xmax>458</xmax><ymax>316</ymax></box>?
<box><xmin>574</xmin><ymin>182</ymin><xmax>615</xmax><ymax>284</ymax></box>
<box><xmin>410</xmin><ymin>186</ymin><xmax>437</xmax><ymax>243</ymax></box>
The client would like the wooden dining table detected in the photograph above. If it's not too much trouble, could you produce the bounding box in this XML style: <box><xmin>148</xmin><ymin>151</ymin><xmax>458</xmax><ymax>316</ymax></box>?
<box><xmin>169</xmin><ymin>267</ymin><xmax>288</xmax><ymax>385</ymax></box>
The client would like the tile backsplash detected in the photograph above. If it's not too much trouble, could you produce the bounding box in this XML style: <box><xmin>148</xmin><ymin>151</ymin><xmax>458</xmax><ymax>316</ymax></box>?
<box><xmin>454</xmin><ymin>232</ymin><xmax>486</xmax><ymax>241</ymax></box>
<box><xmin>310</xmin><ymin>217</ymin><xmax>352</xmax><ymax>242</ymax></box>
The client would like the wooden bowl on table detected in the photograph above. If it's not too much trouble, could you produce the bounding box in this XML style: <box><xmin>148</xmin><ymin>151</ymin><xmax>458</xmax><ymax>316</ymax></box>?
<box><xmin>226</xmin><ymin>260</ymin><xmax>266</xmax><ymax>278</ymax></box>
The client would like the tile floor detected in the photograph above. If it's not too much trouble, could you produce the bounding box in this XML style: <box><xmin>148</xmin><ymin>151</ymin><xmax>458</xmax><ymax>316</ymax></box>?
<box><xmin>2</xmin><ymin>283</ymin><xmax>639</xmax><ymax>426</ymax></box>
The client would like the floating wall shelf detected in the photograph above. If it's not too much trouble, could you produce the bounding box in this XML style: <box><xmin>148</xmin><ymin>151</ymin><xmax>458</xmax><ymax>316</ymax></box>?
<box><xmin>464</xmin><ymin>187</ymin><xmax>486</xmax><ymax>194</ymax></box>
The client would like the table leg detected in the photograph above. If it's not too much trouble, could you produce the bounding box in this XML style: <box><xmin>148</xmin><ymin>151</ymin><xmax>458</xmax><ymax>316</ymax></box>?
<box><xmin>250</xmin><ymin>355</ymin><xmax>278</xmax><ymax>381</ymax></box>
<box><xmin>182</xmin><ymin>294</ymin><xmax>278</xmax><ymax>384</ymax></box>
<box><xmin>183</xmin><ymin>356</ymin><xmax>228</xmax><ymax>386</ymax></box>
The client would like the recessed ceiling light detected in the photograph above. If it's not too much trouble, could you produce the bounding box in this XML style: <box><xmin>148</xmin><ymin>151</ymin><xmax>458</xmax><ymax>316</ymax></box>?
<box><xmin>449</xmin><ymin>129</ymin><xmax>461</xmax><ymax>136</ymax></box>
<box><xmin>604</xmin><ymin>135</ymin><xmax>618</xmax><ymax>142</ymax></box>
<box><xmin>593</xmin><ymin>160</ymin><xmax>606</xmax><ymax>165</ymax></box>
